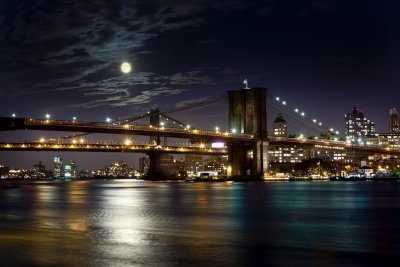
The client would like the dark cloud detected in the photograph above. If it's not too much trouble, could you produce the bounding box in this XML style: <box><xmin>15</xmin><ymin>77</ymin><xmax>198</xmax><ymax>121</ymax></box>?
<box><xmin>197</xmin><ymin>39</ymin><xmax>220</xmax><ymax>44</ymax></box>
<box><xmin>0</xmin><ymin>0</ymin><xmax>245</xmax><ymax>108</ymax></box>
<box><xmin>170</xmin><ymin>71</ymin><xmax>214</xmax><ymax>85</ymax></box>
<box><xmin>311</xmin><ymin>0</ymin><xmax>339</xmax><ymax>10</ymax></box>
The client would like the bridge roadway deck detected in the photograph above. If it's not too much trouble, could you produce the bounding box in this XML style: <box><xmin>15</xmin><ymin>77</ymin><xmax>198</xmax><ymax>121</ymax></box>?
<box><xmin>0</xmin><ymin>139</ymin><xmax>398</xmax><ymax>156</ymax></box>
<box><xmin>2</xmin><ymin>118</ymin><xmax>253</xmax><ymax>141</ymax></box>
<box><xmin>268</xmin><ymin>136</ymin><xmax>400</xmax><ymax>155</ymax></box>
<box><xmin>0</xmin><ymin>117</ymin><xmax>399</xmax><ymax>155</ymax></box>
<box><xmin>0</xmin><ymin>142</ymin><xmax>227</xmax><ymax>155</ymax></box>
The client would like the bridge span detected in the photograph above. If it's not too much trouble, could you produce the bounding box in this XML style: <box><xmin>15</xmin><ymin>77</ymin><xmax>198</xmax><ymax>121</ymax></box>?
<box><xmin>0</xmin><ymin>142</ymin><xmax>226</xmax><ymax>155</ymax></box>
<box><xmin>1</xmin><ymin>87</ymin><xmax>399</xmax><ymax>179</ymax></box>
<box><xmin>1</xmin><ymin>138</ymin><xmax>399</xmax><ymax>156</ymax></box>
<box><xmin>0</xmin><ymin>117</ymin><xmax>252</xmax><ymax>141</ymax></box>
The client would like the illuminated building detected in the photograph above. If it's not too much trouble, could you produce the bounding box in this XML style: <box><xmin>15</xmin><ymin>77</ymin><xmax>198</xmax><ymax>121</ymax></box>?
<box><xmin>63</xmin><ymin>161</ymin><xmax>77</xmax><ymax>178</ymax></box>
<box><xmin>366</xmin><ymin>133</ymin><xmax>400</xmax><ymax>149</ymax></box>
<box><xmin>273</xmin><ymin>113</ymin><xmax>288</xmax><ymax>137</ymax></box>
<box><xmin>203</xmin><ymin>156</ymin><xmax>229</xmax><ymax>175</ymax></box>
<box><xmin>32</xmin><ymin>161</ymin><xmax>48</xmax><ymax>178</ymax></box>
<box><xmin>268</xmin><ymin>145</ymin><xmax>307</xmax><ymax>163</ymax></box>
<box><xmin>104</xmin><ymin>161</ymin><xmax>136</xmax><ymax>177</ymax></box>
<box><xmin>139</xmin><ymin>157</ymin><xmax>149</xmax><ymax>175</ymax></box>
<box><xmin>0</xmin><ymin>164</ymin><xmax>10</xmax><ymax>178</ymax></box>
<box><xmin>345</xmin><ymin>107</ymin><xmax>376</xmax><ymax>144</ymax></box>
<box><xmin>268</xmin><ymin>145</ymin><xmax>347</xmax><ymax>163</ymax></box>
<box><xmin>184</xmin><ymin>155</ymin><xmax>204</xmax><ymax>175</ymax></box>
<box><xmin>53</xmin><ymin>156</ymin><xmax>63</xmax><ymax>178</ymax></box>
<box><xmin>33</xmin><ymin>161</ymin><xmax>46</xmax><ymax>173</ymax></box>
<box><xmin>389</xmin><ymin>107</ymin><xmax>399</xmax><ymax>133</ymax></box>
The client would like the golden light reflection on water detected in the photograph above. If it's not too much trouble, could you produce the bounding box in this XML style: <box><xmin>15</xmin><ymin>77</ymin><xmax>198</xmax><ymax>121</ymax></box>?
<box><xmin>1</xmin><ymin>181</ymin><xmax>400</xmax><ymax>266</ymax></box>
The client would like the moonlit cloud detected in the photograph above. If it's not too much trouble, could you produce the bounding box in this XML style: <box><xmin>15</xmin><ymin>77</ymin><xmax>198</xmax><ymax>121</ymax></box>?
<box><xmin>0</xmin><ymin>0</ymin><xmax>245</xmax><ymax>107</ymax></box>
<box><xmin>69</xmin><ymin>87</ymin><xmax>184</xmax><ymax>108</ymax></box>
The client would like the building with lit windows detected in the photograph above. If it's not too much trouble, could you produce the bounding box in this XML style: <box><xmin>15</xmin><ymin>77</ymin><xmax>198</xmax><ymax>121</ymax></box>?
<box><xmin>273</xmin><ymin>113</ymin><xmax>288</xmax><ymax>137</ymax></box>
<box><xmin>138</xmin><ymin>157</ymin><xmax>149</xmax><ymax>175</ymax></box>
<box><xmin>345</xmin><ymin>107</ymin><xmax>376</xmax><ymax>144</ymax></box>
<box><xmin>184</xmin><ymin>155</ymin><xmax>204</xmax><ymax>176</ymax></box>
<box><xmin>389</xmin><ymin>107</ymin><xmax>399</xmax><ymax>133</ymax></box>
<box><xmin>63</xmin><ymin>161</ymin><xmax>77</xmax><ymax>178</ymax></box>
<box><xmin>32</xmin><ymin>161</ymin><xmax>48</xmax><ymax>178</ymax></box>
<box><xmin>268</xmin><ymin>145</ymin><xmax>307</xmax><ymax>163</ymax></box>
<box><xmin>366</xmin><ymin>133</ymin><xmax>400</xmax><ymax>149</ymax></box>
<box><xmin>53</xmin><ymin>156</ymin><xmax>63</xmax><ymax>178</ymax></box>
<box><xmin>203</xmin><ymin>155</ymin><xmax>229</xmax><ymax>175</ymax></box>
<box><xmin>0</xmin><ymin>164</ymin><xmax>10</xmax><ymax>178</ymax></box>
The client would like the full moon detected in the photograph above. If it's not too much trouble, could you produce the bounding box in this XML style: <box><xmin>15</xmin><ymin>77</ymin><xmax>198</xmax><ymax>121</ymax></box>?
<box><xmin>120</xmin><ymin>62</ymin><xmax>132</xmax><ymax>74</ymax></box>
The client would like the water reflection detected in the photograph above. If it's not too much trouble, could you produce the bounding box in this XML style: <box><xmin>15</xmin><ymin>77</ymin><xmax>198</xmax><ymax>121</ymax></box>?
<box><xmin>1</xmin><ymin>181</ymin><xmax>400</xmax><ymax>266</ymax></box>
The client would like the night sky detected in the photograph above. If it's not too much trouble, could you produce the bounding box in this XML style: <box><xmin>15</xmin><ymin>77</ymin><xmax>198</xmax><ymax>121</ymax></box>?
<box><xmin>1</xmin><ymin>0</ymin><xmax>400</xmax><ymax>169</ymax></box>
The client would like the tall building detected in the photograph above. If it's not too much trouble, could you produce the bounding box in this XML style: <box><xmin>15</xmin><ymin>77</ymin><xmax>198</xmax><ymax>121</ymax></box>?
<box><xmin>53</xmin><ymin>156</ymin><xmax>63</xmax><ymax>178</ymax></box>
<box><xmin>0</xmin><ymin>164</ymin><xmax>10</xmax><ymax>178</ymax></box>
<box><xmin>63</xmin><ymin>161</ymin><xmax>77</xmax><ymax>178</ymax></box>
<box><xmin>33</xmin><ymin>161</ymin><xmax>48</xmax><ymax>178</ymax></box>
<box><xmin>138</xmin><ymin>157</ymin><xmax>149</xmax><ymax>175</ymax></box>
<box><xmin>345</xmin><ymin>107</ymin><xmax>376</xmax><ymax>144</ymax></box>
<box><xmin>389</xmin><ymin>107</ymin><xmax>399</xmax><ymax>133</ymax></box>
<box><xmin>273</xmin><ymin>113</ymin><xmax>288</xmax><ymax>137</ymax></box>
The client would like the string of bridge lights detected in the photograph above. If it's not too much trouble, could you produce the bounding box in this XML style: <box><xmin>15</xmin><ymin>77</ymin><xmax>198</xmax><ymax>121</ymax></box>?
<box><xmin>28</xmin><ymin>111</ymin><xmax>194</xmax><ymax>144</ymax></box>
<box><xmin>273</xmin><ymin>96</ymin><xmax>341</xmax><ymax>136</ymax></box>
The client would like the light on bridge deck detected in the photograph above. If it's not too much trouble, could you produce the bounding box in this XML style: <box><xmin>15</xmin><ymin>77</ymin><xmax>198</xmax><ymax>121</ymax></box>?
<box><xmin>124</xmin><ymin>139</ymin><xmax>132</xmax><ymax>145</ymax></box>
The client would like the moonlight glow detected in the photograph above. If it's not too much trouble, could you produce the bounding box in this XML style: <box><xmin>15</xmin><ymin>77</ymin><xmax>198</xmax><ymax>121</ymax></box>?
<box><xmin>120</xmin><ymin>62</ymin><xmax>132</xmax><ymax>74</ymax></box>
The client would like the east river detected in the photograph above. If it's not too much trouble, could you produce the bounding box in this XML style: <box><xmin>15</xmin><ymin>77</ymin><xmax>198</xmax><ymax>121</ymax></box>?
<box><xmin>1</xmin><ymin>180</ymin><xmax>400</xmax><ymax>266</ymax></box>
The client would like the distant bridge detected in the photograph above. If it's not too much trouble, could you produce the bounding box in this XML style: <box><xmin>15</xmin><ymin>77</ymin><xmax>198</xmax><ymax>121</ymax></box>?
<box><xmin>0</xmin><ymin>136</ymin><xmax>398</xmax><ymax>156</ymax></box>
<box><xmin>0</xmin><ymin>142</ymin><xmax>226</xmax><ymax>155</ymax></box>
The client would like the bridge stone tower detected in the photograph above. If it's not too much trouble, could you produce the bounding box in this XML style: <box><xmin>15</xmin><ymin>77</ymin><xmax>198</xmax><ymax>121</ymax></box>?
<box><xmin>228</xmin><ymin>87</ymin><xmax>269</xmax><ymax>178</ymax></box>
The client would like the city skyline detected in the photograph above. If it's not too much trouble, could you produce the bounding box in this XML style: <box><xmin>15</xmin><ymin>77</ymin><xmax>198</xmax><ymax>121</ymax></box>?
<box><xmin>1</xmin><ymin>0</ymin><xmax>400</xmax><ymax>168</ymax></box>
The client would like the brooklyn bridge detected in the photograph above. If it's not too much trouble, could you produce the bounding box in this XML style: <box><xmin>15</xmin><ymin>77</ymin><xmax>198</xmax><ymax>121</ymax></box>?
<box><xmin>1</xmin><ymin>87</ymin><xmax>399</xmax><ymax>179</ymax></box>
